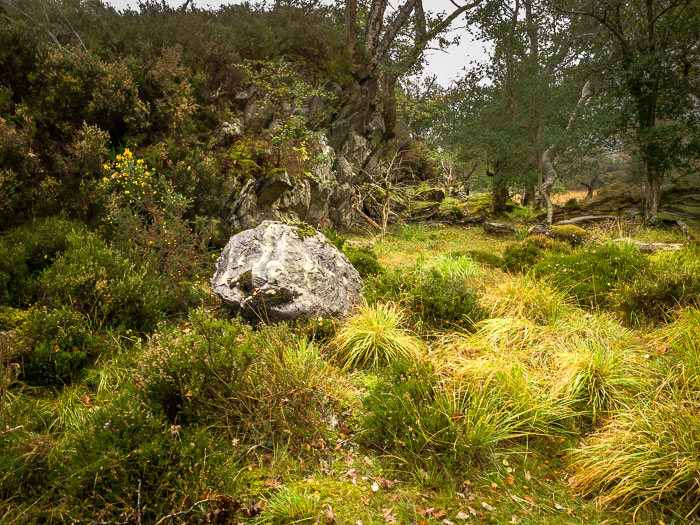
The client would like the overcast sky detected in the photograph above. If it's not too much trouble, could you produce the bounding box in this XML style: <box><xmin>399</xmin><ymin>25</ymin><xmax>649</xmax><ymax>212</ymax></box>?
<box><xmin>102</xmin><ymin>0</ymin><xmax>491</xmax><ymax>86</ymax></box>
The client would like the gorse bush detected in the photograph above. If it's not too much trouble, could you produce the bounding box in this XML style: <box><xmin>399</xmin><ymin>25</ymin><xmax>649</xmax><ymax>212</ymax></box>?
<box><xmin>534</xmin><ymin>242</ymin><xmax>649</xmax><ymax>307</ymax></box>
<box><xmin>366</xmin><ymin>267</ymin><xmax>484</xmax><ymax>330</ymax></box>
<box><xmin>502</xmin><ymin>235</ymin><xmax>571</xmax><ymax>273</ymax></box>
<box><xmin>103</xmin><ymin>148</ymin><xmax>217</xmax><ymax>304</ymax></box>
<box><xmin>332</xmin><ymin>302</ymin><xmax>422</xmax><ymax>370</ymax></box>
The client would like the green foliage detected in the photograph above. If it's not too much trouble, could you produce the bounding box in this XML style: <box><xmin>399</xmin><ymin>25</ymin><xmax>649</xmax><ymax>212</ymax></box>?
<box><xmin>343</xmin><ymin>245</ymin><xmax>383</xmax><ymax>279</ymax></box>
<box><xmin>534</xmin><ymin>243</ymin><xmax>649</xmax><ymax>307</ymax></box>
<box><xmin>332</xmin><ymin>302</ymin><xmax>422</xmax><ymax>370</ymax></box>
<box><xmin>366</xmin><ymin>267</ymin><xmax>485</xmax><ymax>330</ymax></box>
<box><xmin>138</xmin><ymin>309</ymin><xmax>330</xmax><ymax>441</ymax></box>
<box><xmin>502</xmin><ymin>235</ymin><xmax>572</xmax><ymax>273</ymax></box>
<box><xmin>19</xmin><ymin>307</ymin><xmax>107</xmax><ymax>386</ymax></box>
<box><xmin>137</xmin><ymin>309</ymin><xmax>255</xmax><ymax>422</ymax></box>
<box><xmin>322</xmin><ymin>229</ymin><xmax>347</xmax><ymax>251</ymax></box>
<box><xmin>548</xmin><ymin>225</ymin><xmax>590</xmax><ymax>246</ymax></box>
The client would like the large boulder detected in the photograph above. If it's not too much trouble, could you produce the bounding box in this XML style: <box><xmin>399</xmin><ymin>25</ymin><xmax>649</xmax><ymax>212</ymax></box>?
<box><xmin>211</xmin><ymin>221</ymin><xmax>363</xmax><ymax>323</ymax></box>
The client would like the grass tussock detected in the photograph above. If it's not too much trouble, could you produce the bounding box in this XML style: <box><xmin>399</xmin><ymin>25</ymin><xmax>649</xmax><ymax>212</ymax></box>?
<box><xmin>332</xmin><ymin>301</ymin><xmax>423</xmax><ymax>370</ymax></box>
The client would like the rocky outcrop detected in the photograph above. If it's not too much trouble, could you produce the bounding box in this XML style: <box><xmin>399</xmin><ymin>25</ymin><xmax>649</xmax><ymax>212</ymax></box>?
<box><xmin>211</xmin><ymin>221</ymin><xmax>363</xmax><ymax>323</ymax></box>
<box><xmin>224</xmin><ymin>81</ymin><xmax>385</xmax><ymax>231</ymax></box>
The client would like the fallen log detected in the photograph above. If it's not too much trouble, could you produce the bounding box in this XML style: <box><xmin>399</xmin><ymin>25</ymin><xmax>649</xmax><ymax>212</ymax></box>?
<box><xmin>553</xmin><ymin>215</ymin><xmax>617</xmax><ymax>226</ymax></box>
<box><xmin>613</xmin><ymin>238</ymin><xmax>685</xmax><ymax>254</ymax></box>
<box><xmin>483</xmin><ymin>222</ymin><xmax>516</xmax><ymax>235</ymax></box>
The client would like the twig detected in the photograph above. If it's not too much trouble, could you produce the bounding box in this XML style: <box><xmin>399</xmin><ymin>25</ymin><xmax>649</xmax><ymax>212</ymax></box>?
<box><xmin>153</xmin><ymin>499</ymin><xmax>216</xmax><ymax>525</ymax></box>
<box><xmin>136</xmin><ymin>479</ymin><xmax>142</xmax><ymax>525</ymax></box>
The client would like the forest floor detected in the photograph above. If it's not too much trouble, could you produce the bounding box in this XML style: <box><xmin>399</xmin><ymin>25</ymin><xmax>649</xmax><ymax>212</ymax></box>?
<box><xmin>2</xmin><ymin>220</ymin><xmax>699</xmax><ymax>524</ymax></box>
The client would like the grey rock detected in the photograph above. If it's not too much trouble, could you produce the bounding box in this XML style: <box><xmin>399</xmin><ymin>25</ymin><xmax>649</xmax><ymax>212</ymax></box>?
<box><xmin>216</xmin><ymin>118</ymin><xmax>244</xmax><ymax>145</ymax></box>
<box><xmin>257</xmin><ymin>173</ymin><xmax>293</xmax><ymax>206</ymax></box>
<box><xmin>211</xmin><ymin>222</ymin><xmax>363</xmax><ymax>323</ymax></box>
<box><xmin>235</xmin><ymin>85</ymin><xmax>258</xmax><ymax>104</ymax></box>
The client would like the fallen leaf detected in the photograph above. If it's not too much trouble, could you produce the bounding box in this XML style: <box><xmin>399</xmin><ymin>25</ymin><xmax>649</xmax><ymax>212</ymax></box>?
<box><xmin>509</xmin><ymin>516</ymin><xmax>520</xmax><ymax>524</ymax></box>
<box><xmin>324</xmin><ymin>505</ymin><xmax>336</xmax><ymax>522</ymax></box>
<box><xmin>443</xmin><ymin>520</ymin><xmax>456</xmax><ymax>525</ymax></box>
<box><xmin>455</xmin><ymin>511</ymin><xmax>469</xmax><ymax>520</ymax></box>
<box><xmin>506</xmin><ymin>476</ymin><xmax>515</xmax><ymax>485</ymax></box>
<box><xmin>481</xmin><ymin>502</ymin><xmax>494</xmax><ymax>511</ymax></box>
<box><xmin>567</xmin><ymin>508</ymin><xmax>574</xmax><ymax>515</ymax></box>
<box><xmin>382</xmin><ymin>506</ymin><xmax>397</xmax><ymax>523</ymax></box>
<box><xmin>490</xmin><ymin>482</ymin><xmax>498</xmax><ymax>489</ymax></box>
<box><xmin>361</xmin><ymin>496</ymin><xmax>370</xmax><ymax>506</ymax></box>
<box><xmin>372</xmin><ymin>482</ymin><xmax>380</xmax><ymax>493</ymax></box>
<box><xmin>433</xmin><ymin>509</ymin><xmax>447</xmax><ymax>519</ymax></box>
<box><xmin>524</xmin><ymin>471</ymin><xmax>532</xmax><ymax>481</ymax></box>
<box><xmin>554</xmin><ymin>503</ymin><xmax>565</xmax><ymax>510</ymax></box>
<box><xmin>346</xmin><ymin>469</ymin><xmax>359</xmax><ymax>484</ymax></box>
<box><xmin>467</xmin><ymin>506</ymin><xmax>478</xmax><ymax>516</ymax></box>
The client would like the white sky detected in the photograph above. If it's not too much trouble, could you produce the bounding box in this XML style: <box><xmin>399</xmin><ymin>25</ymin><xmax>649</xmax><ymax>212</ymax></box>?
<box><xmin>102</xmin><ymin>0</ymin><xmax>491</xmax><ymax>86</ymax></box>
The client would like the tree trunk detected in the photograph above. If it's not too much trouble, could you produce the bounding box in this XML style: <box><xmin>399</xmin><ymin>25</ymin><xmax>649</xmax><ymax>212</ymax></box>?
<box><xmin>493</xmin><ymin>182</ymin><xmax>510</xmax><ymax>214</ymax></box>
<box><xmin>644</xmin><ymin>170</ymin><xmax>661</xmax><ymax>225</ymax></box>
<box><xmin>381</xmin><ymin>72</ymin><xmax>398</xmax><ymax>139</ymax></box>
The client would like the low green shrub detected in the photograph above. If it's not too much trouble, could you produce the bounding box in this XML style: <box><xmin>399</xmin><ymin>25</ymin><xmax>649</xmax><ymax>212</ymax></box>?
<box><xmin>139</xmin><ymin>309</ymin><xmax>330</xmax><ymax>441</ymax></box>
<box><xmin>322</xmin><ymin>229</ymin><xmax>347</xmax><ymax>251</ymax></box>
<box><xmin>137</xmin><ymin>310</ymin><xmax>256</xmax><ymax>422</ymax></box>
<box><xmin>19</xmin><ymin>307</ymin><xmax>107</xmax><ymax>386</ymax></box>
<box><xmin>343</xmin><ymin>245</ymin><xmax>383</xmax><ymax>278</ymax></box>
<box><xmin>549</xmin><ymin>225</ymin><xmax>590</xmax><ymax>246</ymax></box>
<box><xmin>366</xmin><ymin>267</ymin><xmax>485</xmax><ymax>330</ymax></box>
<box><xmin>502</xmin><ymin>235</ymin><xmax>571</xmax><ymax>273</ymax></box>
<box><xmin>534</xmin><ymin>243</ymin><xmax>649</xmax><ymax>307</ymax></box>
<box><xmin>460</xmin><ymin>249</ymin><xmax>504</xmax><ymax>268</ymax></box>
<box><xmin>58</xmin><ymin>392</ymin><xmax>234</xmax><ymax>522</ymax></box>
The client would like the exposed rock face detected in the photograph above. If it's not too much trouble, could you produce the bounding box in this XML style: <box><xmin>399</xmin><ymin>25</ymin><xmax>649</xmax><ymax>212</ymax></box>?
<box><xmin>211</xmin><ymin>221</ymin><xmax>363</xmax><ymax>323</ymax></box>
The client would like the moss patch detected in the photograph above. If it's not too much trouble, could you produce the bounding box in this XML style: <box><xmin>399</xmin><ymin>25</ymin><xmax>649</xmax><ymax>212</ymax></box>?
<box><xmin>550</xmin><ymin>225</ymin><xmax>590</xmax><ymax>246</ymax></box>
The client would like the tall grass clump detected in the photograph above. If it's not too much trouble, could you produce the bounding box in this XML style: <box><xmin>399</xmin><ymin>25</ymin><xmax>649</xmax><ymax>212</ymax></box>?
<box><xmin>534</xmin><ymin>242</ymin><xmax>649</xmax><ymax>308</ymax></box>
<box><xmin>332</xmin><ymin>302</ymin><xmax>422</xmax><ymax>370</ymax></box>
<box><xmin>615</xmin><ymin>245</ymin><xmax>700</xmax><ymax>324</ymax></box>
<box><xmin>480</xmin><ymin>273</ymin><xmax>572</xmax><ymax>325</ymax></box>
<box><xmin>260</xmin><ymin>486</ymin><xmax>322</xmax><ymax>524</ymax></box>
<box><xmin>567</xmin><ymin>390</ymin><xmax>700</xmax><ymax>519</ymax></box>
<box><xmin>552</xmin><ymin>337</ymin><xmax>645</xmax><ymax>420</ymax></box>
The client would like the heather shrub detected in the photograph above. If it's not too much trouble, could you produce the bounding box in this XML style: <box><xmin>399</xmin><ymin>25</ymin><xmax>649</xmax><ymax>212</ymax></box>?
<box><xmin>534</xmin><ymin>243</ymin><xmax>649</xmax><ymax>307</ymax></box>
<box><xmin>138</xmin><ymin>309</ymin><xmax>331</xmax><ymax>441</ymax></box>
<box><xmin>137</xmin><ymin>310</ymin><xmax>256</xmax><ymax>422</ymax></box>
<box><xmin>0</xmin><ymin>217</ymin><xmax>85</xmax><ymax>306</ymax></box>
<box><xmin>37</xmin><ymin>229</ymin><xmax>173</xmax><ymax>333</ymax></box>
<box><xmin>19</xmin><ymin>307</ymin><xmax>107</xmax><ymax>386</ymax></box>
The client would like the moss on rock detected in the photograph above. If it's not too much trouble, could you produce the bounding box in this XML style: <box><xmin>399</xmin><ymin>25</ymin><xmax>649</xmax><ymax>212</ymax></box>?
<box><xmin>549</xmin><ymin>225</ymin><xmax>590</xmax><ymax>246</ymax></box>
